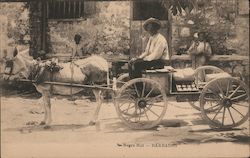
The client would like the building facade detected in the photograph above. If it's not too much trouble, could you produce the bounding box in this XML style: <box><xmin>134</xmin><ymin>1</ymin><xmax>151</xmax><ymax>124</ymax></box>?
<box><xmin>0</xmin><ymin>0</ymin><xmax>249</xmax><ymax>80</ymax></box>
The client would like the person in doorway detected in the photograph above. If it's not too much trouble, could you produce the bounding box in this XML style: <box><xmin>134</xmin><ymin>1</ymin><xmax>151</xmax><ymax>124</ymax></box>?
<box><xmin>128</xmin><ymin>17</ymin><xmax>169</xmax><ymax>79</ymax></box>
<box><xmin>72</xmin><ymin>34</ymin><xmax>83</xmax><ymax>59</ymax></box>
<box><xmin>187</xmin><ymin>32</ymin><xmax>212</xmax><ymax>69</ymax></box>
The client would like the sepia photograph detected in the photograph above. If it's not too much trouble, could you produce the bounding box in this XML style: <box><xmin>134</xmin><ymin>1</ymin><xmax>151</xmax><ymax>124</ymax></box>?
<box><xmin>0</xmin><ymin>0</ymin><xmax>249</xmax><ymax>157</ymax></box>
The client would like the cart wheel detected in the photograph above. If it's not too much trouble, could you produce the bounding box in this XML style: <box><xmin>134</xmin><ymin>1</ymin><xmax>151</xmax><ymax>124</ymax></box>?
<box><xmin>115</xmin><ymin>78</ymin><xmax>167</xmax><ymax>129</ymax></box>
<box><xmin>117</xmin><ymin>73</ymin><xmax>129</xmax><ymax>88</ymax></box>
<box><xmin>200</xmin><ymin>77</ymin><xmax>249</xmax><ymax>129</ymax></box>
<box><xmin>189</xmin><ymin>66</ymin><xmax>225</xmax><ymax>111</ymax></box>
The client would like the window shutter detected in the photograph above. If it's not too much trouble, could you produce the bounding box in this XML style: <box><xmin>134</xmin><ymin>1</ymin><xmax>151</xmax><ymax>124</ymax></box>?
<box><xmin>84</xmin><ymin>1</ymin><xmax>96</xmax><ymax>17</ymax></box>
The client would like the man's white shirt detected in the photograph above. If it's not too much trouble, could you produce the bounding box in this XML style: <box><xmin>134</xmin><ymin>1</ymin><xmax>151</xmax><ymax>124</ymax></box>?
<box><xmin>140</xmin><ymin>33</ymin><xmax>169</xmax><ymax>61</ymax></box>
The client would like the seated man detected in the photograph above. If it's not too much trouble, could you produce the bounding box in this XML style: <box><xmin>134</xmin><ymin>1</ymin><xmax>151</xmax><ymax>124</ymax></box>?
<box><xmin>128</xmin><ymin>18</ymin><xmax>169</xmax><ymax>79</ymax></box>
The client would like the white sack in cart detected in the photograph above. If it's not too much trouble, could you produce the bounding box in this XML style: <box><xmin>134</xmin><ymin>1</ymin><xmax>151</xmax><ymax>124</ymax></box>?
<box><xmin>173</xmin><ymin>68</ymin><xmax>195</xmax><ymax>82</ymax></box>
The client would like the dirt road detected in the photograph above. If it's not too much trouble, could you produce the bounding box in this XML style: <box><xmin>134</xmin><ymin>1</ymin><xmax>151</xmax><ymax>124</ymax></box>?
<box><xmin>1</xmin><ymin>95</ymin><xmax>249</xmax><ymax>158</ymax></box>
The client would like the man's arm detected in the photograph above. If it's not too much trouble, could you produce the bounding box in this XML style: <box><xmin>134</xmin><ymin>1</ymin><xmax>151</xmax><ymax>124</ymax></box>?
<box><xmin>205</xmin><ymin>42</ymin><xmax>212</xmax><ymax>56</ymax></box>
<box><xmin>187</xmin><ymin>41</ymin><xmax>195</xmax><ymax>55</ymax></box>
<box><xmin>139</xmin><ymin>51</ymin><xmax>148</xmax><ymax>59</ymax></box>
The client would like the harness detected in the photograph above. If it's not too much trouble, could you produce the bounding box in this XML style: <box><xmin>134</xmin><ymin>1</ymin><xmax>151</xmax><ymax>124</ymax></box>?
<box><xmin>4</xmin><ymin>60</ymin><xmax>17</xmax><ymax>80</ymax></box>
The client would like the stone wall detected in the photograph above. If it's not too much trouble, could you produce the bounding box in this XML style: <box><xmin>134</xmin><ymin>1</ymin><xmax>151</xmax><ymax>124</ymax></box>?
<box><xmin>48</xmin><ymin>1</ymin><xmax>130</xmax><ymax>59</ymax></box>
<box><xmin>171</xmin><ymin>0</ymin><xmax>249</xmax><ymax>56</ymax></box>
<box><xmin>0</xmin><ymin>2</ymin><xmax>30</xmax><ymax>58</ymax></box>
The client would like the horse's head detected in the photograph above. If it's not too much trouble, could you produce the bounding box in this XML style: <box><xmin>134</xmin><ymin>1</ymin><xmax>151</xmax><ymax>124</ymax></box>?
<box><xmin>3</xmin><ymin>47</ymin><xmax>31</xmax><ymax>81</ymax></box>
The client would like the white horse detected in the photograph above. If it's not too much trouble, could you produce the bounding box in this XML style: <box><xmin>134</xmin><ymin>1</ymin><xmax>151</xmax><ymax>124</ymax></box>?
<box><xmin>3</xmin><ymin>48</ymin><xmax>109</xmax><ymax>127</ymax></box>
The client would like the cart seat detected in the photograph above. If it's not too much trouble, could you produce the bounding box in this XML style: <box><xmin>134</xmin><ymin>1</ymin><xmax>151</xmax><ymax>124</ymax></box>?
<box><xmin>173</xmin><ymin>68</ymin><xmax>195</xmax><ymax>82</ymax></box>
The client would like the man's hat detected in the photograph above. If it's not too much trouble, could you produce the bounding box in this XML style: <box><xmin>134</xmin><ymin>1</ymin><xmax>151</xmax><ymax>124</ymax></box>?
<box><xmin>143</xmin><ymin>18</ymin><xmax>161</xmax><ymax>31</ymax></box>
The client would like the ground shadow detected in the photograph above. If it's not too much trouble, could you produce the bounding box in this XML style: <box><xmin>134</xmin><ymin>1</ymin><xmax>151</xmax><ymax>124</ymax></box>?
<box><xmin>189</xmin><ymin>127</ymin><xmax>244</xmax><ymax>133</ymax></box>
<box><xmin>160</xmin><ymin>119</ymin><xmax>189</xmax><ymax>127</ymax></box>
<box><xmin>175</xmin><ymin>133</ymin><xmax>250</xmax><ymax>145</ymax></box>
<box><xmin>104</xmin><ymin>121</ymin><xmax>138</xmax><ymax>133</ymax></box>
<box><xmin>4</xmin><ymin>124</ymin><xmax>90</xmax><ymax>133</ymax></box>
<box><xmin>105</xmin><ymin>118</ymin><xmax>190</xmax><ymax>133</ymax></box>
<box><xmin>175</xmin><ymin>112</ymin><xmax>202</xmax><ymax>118</ymax></box>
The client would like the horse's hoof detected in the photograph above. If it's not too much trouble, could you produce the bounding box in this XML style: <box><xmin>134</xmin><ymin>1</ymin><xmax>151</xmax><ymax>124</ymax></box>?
<box><xmin>89</xmin><ymin>121</ymin><xmax>96</xmax><ymax>126</ymax></box>
<box><xmin>29</xmin><ymin>109</ymin><xmax>44</xmax><ymax>114</ymax></box>
<box><xmin>40</xmin><ymin>121</ymin><xmax>46</xmax><ymax>125</ymax></box>
<box><xmin>68</xmin><ymin>97</ymin><xmax>76</xmax><ymax>101</ymax></box>
<box><xmin>26</xmin><ymin>121</ymin><xmax>39</xmax><ymax>126</ymax></box>
<box><xmin>20</xmin><ymin>128</ymin><xmax>32</xmax><ymax>134</ymax></box>
<box><xmin>43</xmin><ymin>125</ymin><xmax>51</xmax><ymax>129</ymax></box>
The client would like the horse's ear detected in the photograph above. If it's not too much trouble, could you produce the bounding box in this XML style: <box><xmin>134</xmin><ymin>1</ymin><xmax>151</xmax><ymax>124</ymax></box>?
<box><xmin>13</xmin><ymin>47</ymin><xmax>18</xmax><ymax>57</ymax></box>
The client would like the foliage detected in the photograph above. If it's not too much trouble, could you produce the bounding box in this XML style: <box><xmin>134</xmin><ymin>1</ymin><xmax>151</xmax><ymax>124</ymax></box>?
<box><xmin>160</xmin><ymin>0</ymin><xmax>212</xmax><ymax>15</ymax></box>
<box><xmin>0</xmin><ymin>3</ymin><xmax>30</xmax><ymax>46</ymax></box>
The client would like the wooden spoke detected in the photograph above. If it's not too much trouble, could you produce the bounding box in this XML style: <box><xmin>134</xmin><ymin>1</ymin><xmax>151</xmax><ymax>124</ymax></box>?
<box><xmin>227</xmin><ymin>107</ymin><xmax>235</xmax><ymax>125</ymax></box>
<box><xmin>221</xmin><ymin>107</ymin><xmax>226</xmax><ymax>126</ymax></box>
<box><xmin>119</xmin><ymin>102</ymin><xmax>131</xmax><ymax>108</ymax></box>
<box><xmin>133</xmin><ymin>83</ymin><xmax>140</xmax><ymax>98</ymax></box>
<box><xmin>215</xmin><ymin>81</ymin><xmax>225</xmax><ymax>98</ymax></box>
<box><xmin>118</xmin><ymin>101</ymin><xmax>135</xmax><ymax>111</ymax></box>
<box><xmin>141</xmin><ymin>82</ymin><xmax>146</xmax><ymax>98</ymax></box>
<box><xmin>145</xmin><ymin>87</ymin><xmax>154</xmax><ymax>98</ymax></box>
<box><xmin>122</xmin><ymin>102</ymin><xmax>134</xmax><ymax>110</ymax></box>
<box><xmin>122</xmin><ymin>105</ymin><xmax>135</xmax><ymax>113</ymax></box>
<box><xmin>143</xmin><ymin>108</ymin><xmax>150</xmax><ymax>121</ymax></box>
<box><xmin>204</xmin><ymin>97</ymin><xmax>221</xmax><ymax>102</ymax></box>
<box><xmin>226</xmin><ymin>80</ymin><xmax>231</xmax><ymax>97</ymax></box>
<box><xmin>212</xmin><ymin>105</ymin><xmax>223</xmax><ymax>121</ymax></box>
<box><xmin>138</xmin><ymin>109</ymin><xmax>141</xmax><ymax>122</ymax></box>
<box><xmin>147</xmin><ymin>103</ymin><xmax>165</xmax><ymax>108</ymax></box>
<box><xmin>205</xmin><ymin>103</ymin><xmax>220</xmax><ymax>111</ymax></box>
<box><xmin>208</xmin><ymin>88</ymin><xmax>223</xmax><ymax>100</ymax></box>
<box><xmin>233</xmin><ymin>103</ymin><xmax>249</xmax><ymax>108</ymax></box>
<box><xmin>146</xmin><ymin>107</ymin><xmax>160</xmax><ymax>118</ymax></box>
<box><xmin>124</xmin><ymin>115</ymin><xmax>136</xmax><ymax>122</ymax></box>
<box><xmin>120</xmin><ymin>92</ymin><xmax>136</xmax><ymax>101</ymax></box>
<box><xmin>231</xmin><ymin>93</ymin><xmax>247</xmax><ymax>101</ymax></box>
<box><xmin>229</xmin><ymin>85</ymin><xmax>241</xmax><ymax>99</ymax></box>
<box><xmin>148</xmin><ymin>94</ymin><xmax>163</xmax><ymax>103</ymax></box>
<box><xmin>231</xmin><ymin>106</ymin><xmax>245</xmax><ymax>118</ymax></box>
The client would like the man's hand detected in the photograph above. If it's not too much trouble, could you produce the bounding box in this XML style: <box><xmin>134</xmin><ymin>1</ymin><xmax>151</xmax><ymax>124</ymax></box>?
<box><xmin>143</xmin><ymin>56</ymin><xmax>151</xmax><ymax>61</ymax></box>
<box><xmin>130</xmin><ymin>57</ymin><xmax>137</xmax><ymax>62</ymax></box>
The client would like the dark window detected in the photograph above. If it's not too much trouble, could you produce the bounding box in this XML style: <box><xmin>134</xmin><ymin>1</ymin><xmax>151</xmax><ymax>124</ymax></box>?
<box><xmin>47</xmin><ymin>0</ymin><xmax>85</xmax><ymax>19</ymax></box>
<box><xmin>133</xmin><ymin>0</ymin><xmax>168</xmax><ymax>20</ymax></box>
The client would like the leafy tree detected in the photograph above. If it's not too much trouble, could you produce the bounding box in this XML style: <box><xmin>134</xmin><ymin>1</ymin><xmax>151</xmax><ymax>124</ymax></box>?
<box><xmin>160</xmin><ymin>0</ymin><xmax>210</xmax><ymax>15</ymax></box>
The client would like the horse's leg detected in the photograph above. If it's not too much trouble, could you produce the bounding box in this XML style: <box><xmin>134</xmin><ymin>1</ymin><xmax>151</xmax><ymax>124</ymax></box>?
<box><xmin>40</xmin><ymin>90</ymin><xmax>52</xmax><ymax>127</ymax></box>
<box><xmin>39</xmin><ymin>91</ymin><xmax>47</xmax><ymax>125</ymax></box>
<box><xmin>89</xmin><ymin>89</ymin><xmax>103</xmax><ymax>126</ymax></box>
